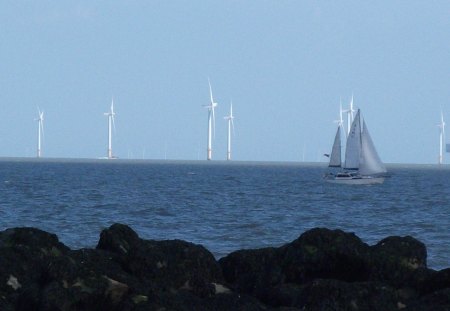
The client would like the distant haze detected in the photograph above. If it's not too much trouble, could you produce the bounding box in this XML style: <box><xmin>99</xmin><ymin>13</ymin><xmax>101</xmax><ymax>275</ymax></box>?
<box><xmin>0</xmin><ymin>2</ymin><xmax>449</xmax><ymax>164</ymax></box>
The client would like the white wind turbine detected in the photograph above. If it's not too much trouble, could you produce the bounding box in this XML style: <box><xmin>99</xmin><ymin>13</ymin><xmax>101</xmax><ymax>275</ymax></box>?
<box><xmin>343</xmin><ymin>95</ymin><xmax>356</xmax><ymax>136</ymax></box>
<box><xmin>438</xmin><ymin>110</ymin><xmax>445</xmax><ymax>165</ymax></box>
<box><xmin>104</xmin><ymin>98</ymin><xmax>116</xmax><ymax>159</ymax></box>
<box><xmin>334</xmin><ymin>99</ymin><xmax>344</xmax><ymax>130</ymax></box>
<box><xmin>36</xmin><ymin>108</ymin><xmax>44</xmax><ymax>158</ymax></box>
<box><xmin>203</xmin><ymin>80</ymin><xmax>218</xmax><ymax>160</ymax></box>
<box><xmin>224</xmin><ymin>101</ymin><xmax>235</xmax><ymax>161</ymax></box>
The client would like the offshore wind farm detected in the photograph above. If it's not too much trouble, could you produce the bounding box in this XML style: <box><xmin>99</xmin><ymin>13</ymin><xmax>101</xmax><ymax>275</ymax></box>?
<box><xmin>1</xmin><ymin>6</ymin><xmax>450</xmax><ymax>310</ymax></box>
<box><xmin>1</xmin><ymin>2</ymin><xmax>449</xmax><ymax>164</ymax></box>
<box><xmin>26</xmin><ymin>90</ymin><xmax>449</xmax><ymax>166</ymax></box>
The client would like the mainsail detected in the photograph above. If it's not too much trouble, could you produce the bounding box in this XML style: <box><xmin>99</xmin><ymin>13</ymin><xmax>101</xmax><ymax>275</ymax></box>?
<box><xmin>343</xmin><ymin>110</ymin><xmax>361</xmax><ymax>170</ymax></box>
<box><xmin>359</xmin><ymin>120</ymin><xmax>387</xmax><ymax>175</ymax></box>
<box><xmin>328</xmin><ymin>126</ymin><xmax>342</xmax><ymax>167</ymax></box>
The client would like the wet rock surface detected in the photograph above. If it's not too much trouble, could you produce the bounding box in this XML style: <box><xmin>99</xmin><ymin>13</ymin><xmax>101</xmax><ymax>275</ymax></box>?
<box><xmin>0</xmin><ymin>224</ymin><xmax>448</xmax><ymax>310</ymax></box>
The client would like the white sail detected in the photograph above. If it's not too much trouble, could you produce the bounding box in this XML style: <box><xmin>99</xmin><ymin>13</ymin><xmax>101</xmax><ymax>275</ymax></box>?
<box><xmin>359</xmin><ymin>120</ymin><xmax>386</xmax><ymax>175</ymax></box>
<box><xmin>329</xmin><ymin>126</ymin><xmax>341</xmax><ymax>167</ymax></box>
<box><xmin>344</xmin><ymin>109</ymin><xmax>361</xmax><ymax>170</ymax></box>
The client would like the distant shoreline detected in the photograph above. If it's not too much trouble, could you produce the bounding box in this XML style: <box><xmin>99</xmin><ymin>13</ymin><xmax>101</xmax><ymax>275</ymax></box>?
<box><xmin>0</xmin><ymin>156</ymin><xmax>446</xmax><ymax>168</ymax></box>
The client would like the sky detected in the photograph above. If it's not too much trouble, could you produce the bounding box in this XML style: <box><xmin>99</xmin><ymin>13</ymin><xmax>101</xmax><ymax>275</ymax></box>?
<box><xmin>0</xmin><ymin>1</ymin><xmax>449</xmax><ymax>164</ymax></box>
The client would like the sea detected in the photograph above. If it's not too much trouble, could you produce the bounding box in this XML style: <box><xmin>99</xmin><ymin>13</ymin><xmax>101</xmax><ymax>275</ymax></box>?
<box><xmin>0</xmin><ymin>158</ymin><xmax>448</xmax><ymax>270</ymax></box>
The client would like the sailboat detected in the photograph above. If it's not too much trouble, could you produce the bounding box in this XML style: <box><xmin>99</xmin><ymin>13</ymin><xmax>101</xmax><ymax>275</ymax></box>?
<box><xmin>324</xmin><ymin>109</ymin><xmax>387</xmax><ymax>184</ymax></box>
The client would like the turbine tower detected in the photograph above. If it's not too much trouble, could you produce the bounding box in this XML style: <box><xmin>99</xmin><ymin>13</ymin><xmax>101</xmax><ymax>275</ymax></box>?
<box><xmin>334</xmin><ymin>100</ymin><xmax>344</xmax><ymax>130</ymax></box>
<box><xmin>224</xmin><ymin>102</ymin><xmax>235</xmax><ymax>161</ymax></box>
<box><xmin>203</xmin><ymin>80</ymin><xmax>217</xmax><ymax>160</ymax></box>
<box><xmin>343</xmin><ymin>95</ymin><xmax>356</xmax><ymax>136</ymax></box>
<box><xmin>36</xmin><ymin>108</ymin><xmax>44</xmax><ymax>158</ymax></box>
<box><xmin>104</xmin><ymin>98</ymin><xmax>116</xmax><ymax>159</ymax></box>
<box><xmin>438</xmin><ymin>110</ymin><xmax>445</xmax><ymax>165</ymax></box>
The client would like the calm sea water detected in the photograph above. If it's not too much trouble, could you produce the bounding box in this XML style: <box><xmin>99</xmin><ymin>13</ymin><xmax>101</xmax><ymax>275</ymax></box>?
<box><xmin>0</xmin><ymin>158</ymin><xmax>448</xmax><ymax>270</ymax></box>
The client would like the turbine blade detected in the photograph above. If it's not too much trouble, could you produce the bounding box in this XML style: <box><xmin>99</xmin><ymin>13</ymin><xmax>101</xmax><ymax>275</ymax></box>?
<box><xmin>208</xmin><ymin>78</ymin><xmax>214</xmax><ymax>104</ymax></box>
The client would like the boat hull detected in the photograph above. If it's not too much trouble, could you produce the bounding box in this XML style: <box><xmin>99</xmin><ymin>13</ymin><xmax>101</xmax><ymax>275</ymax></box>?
<box><xmin>324</xmin><ymin>175</ymin><xmax>385</xmax><ymax>185</ymax></box>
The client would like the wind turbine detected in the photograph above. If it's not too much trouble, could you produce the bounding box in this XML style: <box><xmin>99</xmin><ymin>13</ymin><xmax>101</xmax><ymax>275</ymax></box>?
<box><xmin>224</xmin><ymin>101</ymin><xmax>235</xmax><ymax>161</ymax></box>
<box><xmin>438</xmin><ymin>110</ymin><xmax>445</xmax><ymax>165</ymax></box>
<box><xmin>203</xmin><ymin>79</ymin><xmax>218</xmax><ymax>160</ymax></box>
<box><xmin>104</xmin><ymin>98</ymin><xmax>116</xmax><ymax>159</ymax></box>
<box><xmin>334</xmin><ymin>99</ymin><xmax>344</xmax><ymax>130</ymax></box>
<box><xmin>343</xmin><ymin>94</ymin><xmax>356</xmax><ymax>136</ymax></box>
<box><xmin>36</xmin><ymin>108</ymin><xmax>44</xmax><ymax>158</ymax></box>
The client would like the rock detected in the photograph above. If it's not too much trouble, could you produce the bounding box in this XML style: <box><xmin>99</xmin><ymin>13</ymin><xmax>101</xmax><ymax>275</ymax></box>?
<box><xmin>276</xmin><ymin>279</ymin><xmax>401</xmax><ymax>311</ymax></box>
<box><xmin>125</xmin><ymin>290</ymin><xmax>270</xmax><ymax>311</ymax></box>
<box><xmin>404</xmin><ymin>288</ymin><xmax>450</xmax><ymax>311</ymax></box>
<box><xmin>219</xmin><ymin>228</ymin><xmax>437</xmax><ymax>309</ymax></box>
<box><xmin>97</xmin><ymin>224</ymin><xmax>224</xmax><ymax>298</ymax></box>
<box><xmin>0</xmin><ymin>227</ymin><xmax>70</xmax><ymax>311</ymax></box>
<box><xmin>40</xmin><ymin>248</ymin><xmax>134</xmax><ymax>311</ymax></box>
<box><xmin>369</xmin><ymin>236</ymin><xmax>428</xmax><ymax>286</ymax></box>
<box><xmin>279</xmin><ymin>228</ymin><xmax>371</xmax><ymax>283</ymax></box>
<box><xmin>219</xmin><ymin>228</ymin><xmax>371</xmax><ymax>305</ymax></box>
<box><xmin>97</xmin><ymin>223</ymin><xmax>140</xmax><ymax>256</ymax></box>
<box><xmin>0</xmin><ymin>224</ymin><xmax>447</xmax><ymax>310</ymax></box>
<box><xmin>415</xmin><ymin>268</ymin><xmax>450</xmax><ymax>295</ymax></box>
<box><xmin>204</xmin><ymin>292</ymin><xmax>272</xmax><ymax>311</ymax></box>
<box><xmin>219</xmin><ymin>247</ymin><xmax>282</xmax><ymax>300</ymax></box>
<box><xmin>0</xmin><ymin>227</ymin><xmax>69</xmax><ymax>254</ymax></box>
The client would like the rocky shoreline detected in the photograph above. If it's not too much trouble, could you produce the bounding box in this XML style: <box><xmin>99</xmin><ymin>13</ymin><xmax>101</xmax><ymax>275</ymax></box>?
<box><xmin>0</xmin><ymin>223</ymin><xmax>448</xmax><ymax>310</ymax></box>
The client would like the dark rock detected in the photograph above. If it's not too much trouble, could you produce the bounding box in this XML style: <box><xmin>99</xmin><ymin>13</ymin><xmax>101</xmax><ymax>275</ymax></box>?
<box><xmin>0</xmin><ymin>224</ymin><xmax>447</xmax><ymax>311</ymax></box>
<box><xmin>369</xmin><ymin>235</ymin><xmax>428</xmax><ymax>286</ymax></box>
<box><xmin>404</xmin><ymin>288</ymin><xmax>450</xmax><ymax>311</ymax></box>
<box><xmin>416</xmin><ymin>268</ymin><xmax>450</xmax><ymax>295</ymax></box>
<box><xmin>0</xmin><ymin>227</ymin><xmax>69</xmax><ymax>254</ymax></box>
<box><xmin>219</xmin><ymin>228</ymin><xmax>372</xmax><ymax>306</ymax></box>
<box><xmin>97</xmin><ymin>223</ymin><xmax>140</xmax><ymax>256</ymax></box>
<box><xmin>127</xmin><ymin>238</ymin><xmax>223</xmax><ymax>297</ymax></box>
<box><xmin>297</xmin><ymin>279</ymin><xmax>401</xmax><ymax>311</ymax></box>
<box><xmin>128</xmin><ymin>290</ymin><xmax>269</xmax><ymax>311</ymax></box>
<box><xmin>40</xmin><ymin>248</ymin><xmax>134</xmax><ymax>311</ymax></box>
<box><xmin>264</xmin><ymin>283</ymin><xmax>305</xmax><ymax>307</ymax></box>
<box><xmin>205</xmin><ymin>292</ymin><xmax>272</xmax><ymax>311</ymax></box>
<box><xmin>97</xmin><ymin>223</ymin><xmax>225</xmax><ymax>299</ymax></box>
<box><xmin>219</xmin><ymin>247</ymin><xmax>282</xmax><ymax>299</ymax></box>
<box><xmin>263</xmin><ymin>279</ymin><xmax>406</xmax><ymax>310</ymax></box>
<box><xmin>0</xmin><ymin>227</ymin><xmax>70</xmax><ymax>311</ymax></box>
<box><xmin>219</xmin><ymin>228</ymin><xmax>436</xmax><ymax>309</ymax></box>
<box><xmin>279</xmin><ymin>228</ymin><xmax>371</xmax><ymax>283</ymax></box>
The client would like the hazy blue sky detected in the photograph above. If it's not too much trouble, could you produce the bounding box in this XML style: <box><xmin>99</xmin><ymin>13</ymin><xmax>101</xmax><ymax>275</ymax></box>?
<box><xmin>1</xmin><ymin>1</ymin><xmax>449</xmax><ymax>164</ymax></box>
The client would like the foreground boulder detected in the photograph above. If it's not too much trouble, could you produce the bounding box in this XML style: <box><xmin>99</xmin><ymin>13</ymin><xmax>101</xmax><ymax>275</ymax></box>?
<box><xmin>219</xmin><ymin>228</ymin><xmax>449</xmax><ymax>310</ymax></box>
<box><xmin>97</xmin><ymin>223</ymin><xmax>225</xmax><ymax>299</ymax></box>
<box><xmin>0</xmin><ymin>224</ymin><xmax>447</xmax><ymax>310</ymax></box>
